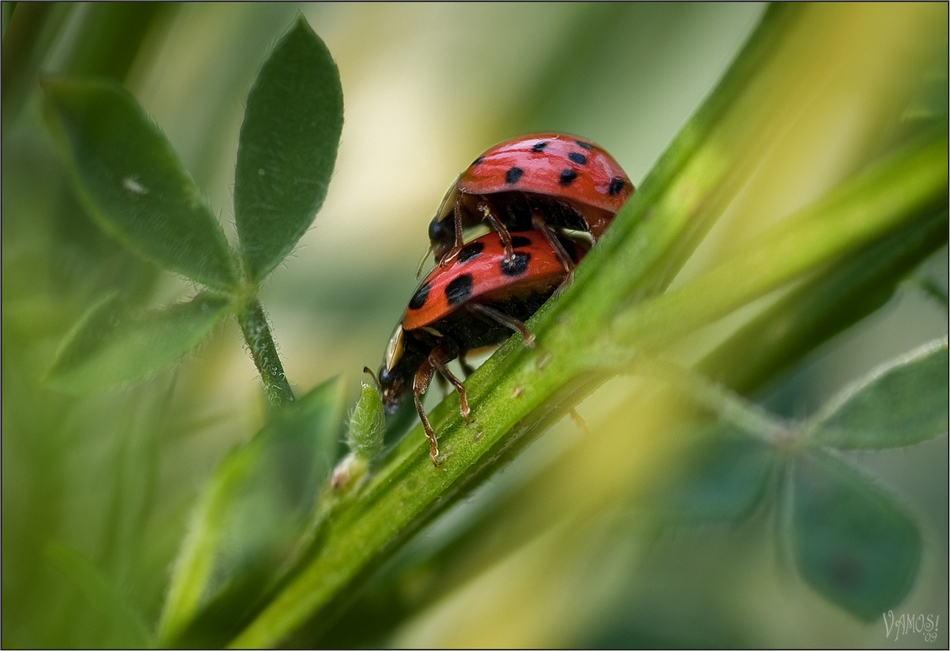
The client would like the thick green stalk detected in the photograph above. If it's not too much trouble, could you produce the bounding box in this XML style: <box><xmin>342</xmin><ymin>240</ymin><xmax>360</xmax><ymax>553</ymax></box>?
<box><xmin>699</xmin><ymin>207</ymin><xmax>949</xmax><ymax>395</ymax></box>
<box><xmin>606</xmin><ymin>136</ymin><xmax>948</xmax><ymax>354</ymax></box>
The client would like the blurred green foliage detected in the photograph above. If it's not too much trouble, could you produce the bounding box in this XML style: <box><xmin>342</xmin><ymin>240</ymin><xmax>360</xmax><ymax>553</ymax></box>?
<box><xmin>159</xmin><ymin>377</ymin><xmax>344</xmax><ymax>648</ymax></box>
<box><xmin>43</xmin><ymin>77</ymin><xmax>240</xmax><ymax>290</ymax></box>
<box><xmin>45</xmin><ymin>291</ymin><xmax>231</xmax><ymax>392</ymax></box>
<box><xmin>2</xmin><ymin>3</ymin><xmax>947</xmax><ymax>649</ymax></box>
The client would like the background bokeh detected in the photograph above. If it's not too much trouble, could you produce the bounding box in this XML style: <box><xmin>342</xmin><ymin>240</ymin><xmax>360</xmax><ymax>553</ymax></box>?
<box><xmin>3</xmin><ymin>3</ymin><xmax>946</xmax><ymax>647</ymax></box>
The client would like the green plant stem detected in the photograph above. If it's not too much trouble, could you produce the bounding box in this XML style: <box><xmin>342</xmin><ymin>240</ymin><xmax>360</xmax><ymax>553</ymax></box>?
<box><xmin>606</xmin><ymin>135</ymin><xmax>948</xmax><ymax>354</ymax></box>
<box><xmin>237</xmin><ymin>299</ymin><xmax>294</xmax><ymax>407</ymax></box>
<box><xmin>640</xmin><ymin>360</ymin><xmax>789</xmax><ymax>444</ymax></box>
<box><xmin>700</xmin><ymin>207</ymin><xmax>948</xmax><ymax>395</ymax></box>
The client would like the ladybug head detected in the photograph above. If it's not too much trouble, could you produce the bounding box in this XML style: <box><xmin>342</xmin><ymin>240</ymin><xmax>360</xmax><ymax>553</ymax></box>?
<box><xmin>376</xmin><ymin>324</ymin><xmax>412</xmax><ymax>416</ymax></box>
<box><xmin>427</xmin><ymin>214</ymin><xmax>455</xmax><ymax>261</ymax></box>
<box><xmin>376</xmin><ymin>364</ymin><xmax>407</xmax><ymax>416</ymax></box>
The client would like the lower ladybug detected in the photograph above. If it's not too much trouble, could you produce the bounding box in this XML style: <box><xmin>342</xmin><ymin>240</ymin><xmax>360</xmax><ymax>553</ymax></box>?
<box><xmin>428</xmin><ymin>132</ymin><xmax>632</xmax><ymax>271</ymax></box>
<box><xmin>375</xmin><ymin>229</ymin><xmax>588</xmax><ymax>465</ymax></box>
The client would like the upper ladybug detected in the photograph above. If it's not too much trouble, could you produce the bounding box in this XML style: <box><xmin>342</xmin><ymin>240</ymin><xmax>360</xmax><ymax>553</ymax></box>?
<box><xmin>428</xmin><ymin>133</ymin><xmax>633</xmax><ymax>268</ymax></box>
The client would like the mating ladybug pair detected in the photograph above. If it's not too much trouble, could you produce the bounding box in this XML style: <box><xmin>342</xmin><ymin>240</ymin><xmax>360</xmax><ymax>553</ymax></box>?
<box><xmin>372</xmin><ymin>133</ymin><xmax>633</xmax><ymax>465</ymax></box>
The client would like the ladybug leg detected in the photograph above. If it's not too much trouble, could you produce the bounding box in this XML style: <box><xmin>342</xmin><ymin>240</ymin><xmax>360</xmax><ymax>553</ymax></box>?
<box><xmin>412</xmin><ymin>360</ymin><xmax>441</xmax><ymax>465</ymax></box>
<box><xmin>478</xmin><ymin>201</ymin><xmax>515</xmax><ymax>262</ymax></box>
<box><xmin>467</xmin><ymin>303</ymin><xmax>536</xmax><ymax>349</ymax></box>
<box><xmin>531</xmin><ymin>213</ymin><xmax>575</xmax><ymax>274</ymax></box>
<box><xmin>437</xmin><ymin>204</ymin><xmax>468</xmax><ymax>268</ymax></box>
<box><xmin>428</xmin><ymin>352</ymin><xmax>472</xmax><ymax>424</ymax></box>
<box><xmin>452</xmin><ymin>202</ymin><xmax>465</xmax><ymax>256</ymax></box>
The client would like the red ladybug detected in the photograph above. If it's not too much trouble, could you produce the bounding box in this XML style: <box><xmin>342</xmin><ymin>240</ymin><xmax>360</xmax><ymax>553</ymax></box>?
<box><xmin>428</xmin><ymin>132</ymin><xmax>632</xmax><ymax>270</ymax></box>
<box><xmin>375</xmin><ymin>229</ymin><xmax>588</xmax><ymax>465</ymax></box>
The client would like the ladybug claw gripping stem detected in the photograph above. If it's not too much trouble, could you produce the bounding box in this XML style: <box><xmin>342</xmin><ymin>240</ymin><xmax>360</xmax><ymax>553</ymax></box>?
<box><xmin>553</xmin><ymin>269</ymin><xmax>576</xmax><ymax>297</ymax></box>
<box><xmin>413</xmin><ymin>390</ymin><xmax>440</xmax><ymax>465</ymax></box>
<box><xmin>429</xmin><ymin>354</ymin><xmax>472</xmax><ymax>423</ymax></box>
<box><xmin>412</xmin><ymin>361</ymin><xmax>442</xmax><ymax>466</ymax></box>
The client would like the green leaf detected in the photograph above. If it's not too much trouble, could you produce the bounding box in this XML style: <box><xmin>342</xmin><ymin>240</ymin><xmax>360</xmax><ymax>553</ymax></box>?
<box><xmin>234</xmin><ymin>16</ymin><xmax>344</xmax><ymax>281</ymax></box>
<box><xmin>647</xmin><ymin>422</ymin><xmax>776</xmax><ymax>523</ymax></box>
<box><xmin>42</xmin><ymin>77</ymin><xmax>239</xmax><ymax>290</ymax></box>
<box><xmin>45</xmin><ymin>541</ymin><xmax>153</xmax><ymax>648</ymax></box>
<box><xmin>790</xmin><ymin>450</ymin><xmax>922</xmax><ymax>621</ymax></box>
<box><xmin>46</xmin><ymin>291</ymin><xmax>231</xmax><ymax>392</ymax></box>
<box><xmin>159</xmin><ymin>377</ymin><xmax>344</xmax><ymax>646</ymax></box>
<box><xmin>808</xmin><ymin>337</ymin><xmax>948</xmax><ymax>449</ymax></box>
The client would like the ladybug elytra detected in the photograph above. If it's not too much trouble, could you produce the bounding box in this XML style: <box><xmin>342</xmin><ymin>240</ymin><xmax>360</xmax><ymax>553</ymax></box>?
<box><xmin>428</xmin><ymin>132</ymin><xmax>633</xmax><ymax>270</ymax></box>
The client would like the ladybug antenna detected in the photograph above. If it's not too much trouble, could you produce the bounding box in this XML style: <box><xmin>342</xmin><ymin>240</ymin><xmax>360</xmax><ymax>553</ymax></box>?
<box><xmin>363</xmin><ymin>366</ymin><xmax>382</xmax><ymax>392</ymax></box>
<box><xmin>414</xmin><ymin>246</ymin><xmax>432</xmax><ymax>279</ymax></box>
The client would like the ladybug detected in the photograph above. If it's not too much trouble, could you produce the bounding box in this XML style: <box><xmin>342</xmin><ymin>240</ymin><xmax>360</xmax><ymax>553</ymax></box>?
<box><xmin>428</xmin><ymin>132</ymin><xmax>633</xmax><ymax>270</ymax></box>
<box><xmin>375</xmin><ymin>229</ymin><xmax>588</xmax><ymax>465</ymax></box>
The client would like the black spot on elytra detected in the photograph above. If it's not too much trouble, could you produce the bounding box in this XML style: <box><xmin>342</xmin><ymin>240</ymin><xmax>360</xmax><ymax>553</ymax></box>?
<box><xmin>505</xmin><ymin>166</ymin><xmax>524</xmax><ymax>184</ymax></box>
<box><xmin>446</xmin><ymin>275</ymin><xmax>473</xmax><ymax>306</ymax></box>
<box><xmin>471</xmin><ymin>156</ymin><xmax>484</xmax><ymax>166</ymax></box>
<box><xmin>457</xmin><ymin>241</ymin><xmax>484</xmax><ymax>263</ymax></box>
<box><xmin>559</xmin><ymin>169</ymin><xmax>578</xmax><ymax>185</ymax></box>
<box><xmin>510</xmin><ymin>235</ymin><xmax>531</xmax><ymax>248</ymax></box>
<box><xmin>531</xmin><ymin>141</ymin><xmax>548</xmax><ymax>152</ymax></box>
<box><xmin>608</xmin><ymin>177</ymin><xmax>626</xmax><ymax>196</ymax></box>
<box><xmin>500</xmin><ymin>252</ymin><xmax>531</xmax><ymax>277</ymax></box>
<box><xmin>568</xmin><ymin>152</ymin><xmax>587</xmax><ymax>165</ymax></box>
<box><xmin>409</xmin><ymin>282</ymin><xmax>431</xmax><ymax>310</ymax></box>
<box><xmin>575</xmin><ymin>141</ymin><xmax>594</xmax><ymax>150</ymax></box>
